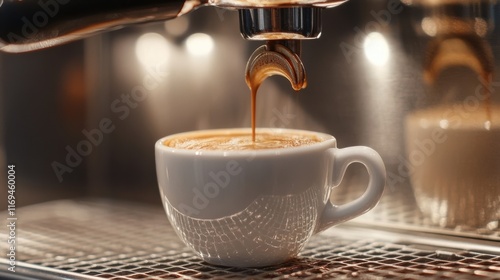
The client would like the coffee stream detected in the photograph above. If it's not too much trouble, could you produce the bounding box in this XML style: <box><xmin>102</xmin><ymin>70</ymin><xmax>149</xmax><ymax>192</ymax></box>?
<box><xmin>245</xmin><ymin>43</ymin><xmax>307</xmax><ymax>142</ymax></box>
<box><xmin>483</xmin><ymin>73</ymin><xmax>493</xmax><ymax>124</ymax></box>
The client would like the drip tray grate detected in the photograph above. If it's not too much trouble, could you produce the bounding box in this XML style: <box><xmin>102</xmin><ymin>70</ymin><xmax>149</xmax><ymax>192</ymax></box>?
<box><xmin>332</xmin><ymin>186</ymin><xmax>500</xmax><ymax>241</ymax></box>
<box><xmin>1</xmin><ymin>199</ymin><xmax>499</xmax><ymax>279</ymax></box>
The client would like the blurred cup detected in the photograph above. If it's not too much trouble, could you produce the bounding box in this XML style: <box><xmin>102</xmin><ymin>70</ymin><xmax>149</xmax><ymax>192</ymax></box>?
<box><xmin>406</xmin><ymin>105</ymin><xmax>500</xmax><ymax>229</ymax></box>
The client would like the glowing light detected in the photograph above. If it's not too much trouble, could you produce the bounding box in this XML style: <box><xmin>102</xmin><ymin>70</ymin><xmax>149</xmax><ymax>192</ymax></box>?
<box><xmin>474</xmin><ymin>18</ymin><xmax>488</xmax><ymax>37</ymax></box>
<box><xmin>363</xmin><ymin>32</ymin><xmax>390</xmax><ymax>66</ymax></box>
<box><xmin>421</xmin><ymin>17</ymin><xmax>437</xmax><ymax>37</ymax></box>
<box><xmin>185</xmin><ymin>33</ymin><xmax>214</xmax><ymax>56</ymax></box>
<box><xmin>135</xmin><ymin>33</ymin><xmax>170</xmax><ymax>67</ymax></box>
<box><xmin>484</xmin><ymin>120</ymin><xmax>491</xmax><ymax>130</ymax></box>
<box><xmin>419</xmin><ymin>119</ymin><xmax>430</xmax><ymax>129</ymax></box>
<box><xmin>439</xmin><ymin>119</ymin><xmax>449</xmax><ymax>129</ymax></box>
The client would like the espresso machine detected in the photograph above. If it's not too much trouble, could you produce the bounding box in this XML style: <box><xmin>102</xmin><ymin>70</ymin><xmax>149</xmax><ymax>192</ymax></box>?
<box><xmin>0</xmin><ymin>0</ymin><xmax>343</xmax><ymax>86</ymax></box>
<box><xmin>1</xmin><ymin>0</ymin><xmax>499</xmax><ymax>278</ymax></box>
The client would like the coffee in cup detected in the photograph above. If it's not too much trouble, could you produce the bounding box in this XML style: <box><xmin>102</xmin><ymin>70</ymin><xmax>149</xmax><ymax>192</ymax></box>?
<box><xmin>156</xmin><ymin>128</ymin><xmax>386</xmax><ymax>267</ymax></box>
<box><xmin>163</xmin><ymin>131</ymin><xmax>321</xmax><ymax>150</ymax></box>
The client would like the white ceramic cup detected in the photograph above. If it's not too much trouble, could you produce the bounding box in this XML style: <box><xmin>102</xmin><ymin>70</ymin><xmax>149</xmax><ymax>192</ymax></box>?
<box><xmin>155</xmin><ymin>128</ymin><xmax>386</xmax><ymax>267</ymax></box>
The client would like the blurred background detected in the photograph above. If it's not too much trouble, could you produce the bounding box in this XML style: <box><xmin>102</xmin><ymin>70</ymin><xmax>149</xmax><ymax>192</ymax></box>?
<box><xmin>1</xmin><ymin>0</ymin><xmax>499</xmax><ymax>222</ymax></box>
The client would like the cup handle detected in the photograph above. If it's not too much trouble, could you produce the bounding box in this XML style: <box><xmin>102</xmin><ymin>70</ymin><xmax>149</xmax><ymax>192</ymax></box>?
<box><xmin>315</xmin><ymin>146</ymin><xmax>386</xmax><ymax>233</ymax></box>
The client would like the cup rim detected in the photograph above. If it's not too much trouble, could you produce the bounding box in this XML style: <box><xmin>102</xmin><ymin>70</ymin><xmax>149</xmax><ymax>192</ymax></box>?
<box><xmin>155</xmin><ymin>128</ymin><xmax>336</xmax><ymax>156</ymax></box>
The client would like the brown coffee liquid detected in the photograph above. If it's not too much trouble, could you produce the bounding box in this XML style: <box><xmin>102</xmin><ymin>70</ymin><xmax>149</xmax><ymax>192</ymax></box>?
<box><xmin>246</xmin><ymin>56</ymin><xmax>303</xmax><ymax>142</ymax></box>
<box><xmin>251</xmin><ymin>87</ymin><xmax>257</xmax><ymax>142</ymax></box>
<box><xmin>482</xmin><ymin>73</ymin><xmax>493</xmax><ymax>123</ymax></box>
<box><xmin>247</xmin><ymin>61</ymin><xmax>273</xmax><ymax>142</ymax></box>
<box><xmin>164</xmin><ymin>132</ymin><xmax>321</xmax><ymax>150</ymax></box>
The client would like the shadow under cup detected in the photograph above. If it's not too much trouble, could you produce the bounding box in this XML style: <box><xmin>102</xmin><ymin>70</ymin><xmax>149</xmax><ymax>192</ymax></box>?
<box><xmin>155</xmin><ymin>128</ymin><xmax>386</xmax><ymax>267</ymax></box>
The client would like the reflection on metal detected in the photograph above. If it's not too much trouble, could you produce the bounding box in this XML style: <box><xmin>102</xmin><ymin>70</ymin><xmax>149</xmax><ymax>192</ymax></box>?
<box><xmin>408</xmin><ymin>0</ymin><xmax>495</xmax><ymax>7</ymax></box>
<box><xmin>239</xmin><ymin>7</ymin><xmax>322</xmax><ymax>40</ymax></box>
<box><xmin>412</xmin><ymin>0</ymin><xmax>495</xmax><ymax>84</ymax></box>
<box><xmin>423</xmin><ymin>34</ymin><xmax>494</xmax><ymax>84</ymax></box>
<box><xmin>421</xmin><ymin>17</ymin><xmax>439</xmax><ymax>36</ymax></box>
<box><xmin>410</xmin><ymin>0</ymin><xmax>495</xmax><ymax>37</ymax></box>
<box><xmin>405</xmin><ymin>0</ymin><xmax>499</xmax><ymax>233</ymax></box>
<box><xmin>421</xmin><ymin>17</ymin><xmax>490</xmax><ymax>37</ymax></box>
<box><xmin>245</xmin><ymin>41</ymin><xmax>307</xmax><ymax>91</ymax></box>
<box><xmin>474</xmin><ymin>17</ymin><xmax>489</xmax><ymax>37</ymax></box>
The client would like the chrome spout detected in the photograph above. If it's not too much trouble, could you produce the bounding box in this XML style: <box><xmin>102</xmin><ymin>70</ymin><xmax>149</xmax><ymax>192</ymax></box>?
<box><xmin>245</xmin><ymin>41</ymin><xmax>307</xmax><ymax>92</ymax></box>
<box><xmin>239</xmin><ymin>7</ymin><xmax>322</xmax><ymax>40</ymax></box>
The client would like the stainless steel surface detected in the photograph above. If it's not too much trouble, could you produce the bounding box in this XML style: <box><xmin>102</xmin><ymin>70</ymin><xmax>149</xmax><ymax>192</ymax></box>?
<box><xmin>0</xmin><ymin>0</ymin><xmax>350</xmax><ymax>53</ymax></box>
<box><xmin>240</xmin><ymin>6</ymin><xmax>320</xmax><ymax>79</ymax></box>
<box><xmin>246</xmin><ymin>42</ymin><xmax>307</xmax><ymax>92</ymax></box>
<box><xmin>335</xmin><ymin>184</ymin><xmax>500</xmax><ymax>241</ymax></box>
<box><xmin>239</xmin><ymin>7</ymin><xmax>322</xmax><ymax>40</ymax></box>
<box><xmin>0</xmin><ymin>0</ymin><xmax>187</xmax><ymax>53</ymax></box>
<box><xmin>0</xmin><ymin>197</ymin><xmax>499</xmax><ymax>279</ymax></box>
<box><xmin>214</xmin><ymin>0</ymin><xmax>349</xmax><ymax>8</ymax></box>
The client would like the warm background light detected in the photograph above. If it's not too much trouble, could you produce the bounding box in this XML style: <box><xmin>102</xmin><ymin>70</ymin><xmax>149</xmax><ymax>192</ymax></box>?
<box><xmin>363</xmin><ymin>32</ymin><xmax>390</xmax><ymax>66</ymax></box>
<box><xmin>185</xmin><ymin>33</ymin><xmax>214</xmax><ymax>56</ymax></box>
<box><xmin>135</xmin><ymin>32</ymin><xmax>171</xmax><ymax>67</ymax></box>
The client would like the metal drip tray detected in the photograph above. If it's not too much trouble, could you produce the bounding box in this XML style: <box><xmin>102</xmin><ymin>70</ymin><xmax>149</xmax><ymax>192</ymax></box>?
<box><xmin>1</xmin><ymin>197</ymin><xmax>499</xmax><ymax>279</ymax></box>
<box><xmin>338</xmin><ymin>187</ymin><xmax>500</xmax><ymax>241</ymax></box>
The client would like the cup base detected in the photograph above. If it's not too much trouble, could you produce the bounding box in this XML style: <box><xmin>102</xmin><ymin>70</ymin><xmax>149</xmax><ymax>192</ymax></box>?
<box><xmin>200</xmin><ymin>254</ymin><xmax>296</xmax><ymax>268</ymax></box>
